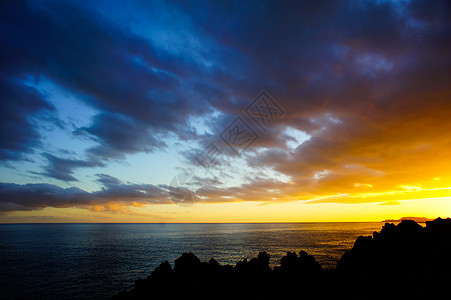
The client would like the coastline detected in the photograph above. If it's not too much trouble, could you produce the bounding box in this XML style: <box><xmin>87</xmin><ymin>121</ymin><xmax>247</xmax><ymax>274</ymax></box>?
<box><xmin>114</xmin><ymin>218</ymin><xmax>451</xmax><ymax>299</ymax></box>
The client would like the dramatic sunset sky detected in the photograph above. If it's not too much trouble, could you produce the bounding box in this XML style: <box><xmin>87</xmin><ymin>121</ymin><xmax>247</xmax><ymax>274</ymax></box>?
<box><xmin>1</xmin><ymin>0</ymin><xmax>450</xmax><ymax>222</ymax></box>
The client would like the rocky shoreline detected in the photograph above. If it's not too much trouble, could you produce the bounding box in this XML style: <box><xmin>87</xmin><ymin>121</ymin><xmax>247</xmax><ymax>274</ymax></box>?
<box><xmin>113</xmin><ymin>218</ymin><xmax>451</xmax><ymax>299</ymax></box>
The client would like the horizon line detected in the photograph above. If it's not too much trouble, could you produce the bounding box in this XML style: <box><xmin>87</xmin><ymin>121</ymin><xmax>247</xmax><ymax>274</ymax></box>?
<box><xmin>0</xmin><ymin>220</ymin><xmax>426</xmax><ymax>225</ymax></box>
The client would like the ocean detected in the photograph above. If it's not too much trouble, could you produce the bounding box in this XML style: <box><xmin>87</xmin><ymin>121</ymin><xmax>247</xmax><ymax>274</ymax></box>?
<box><xmin>0</xmin><ymin>222</ymin><xmax>384</xmax><ymax>299</ymax></box>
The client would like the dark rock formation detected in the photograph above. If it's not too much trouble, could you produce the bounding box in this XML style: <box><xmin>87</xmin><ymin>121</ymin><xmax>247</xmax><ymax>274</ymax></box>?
<box><xmin>113</xmin><ymin>218</ymin><xmax>451</xmax><ymax>299</ymax></box>
<box><xmin>274</xmin><ymin>250</ymin><xmax>322</xmax><ymax>275</ymax></box>
<box><xmin>337</xmin><ymin>218</ymin><xmax>451</xmax><ymax>276</ymax></box>
<box><xmin>337</xmin><ymin>217</ymin><xmax>451</xmax><ymax>299</ymax></box>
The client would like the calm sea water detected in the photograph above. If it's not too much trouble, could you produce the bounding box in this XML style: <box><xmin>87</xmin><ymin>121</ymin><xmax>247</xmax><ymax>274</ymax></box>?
<box><xmin>0</xmin><ymin>222</ymin><xmax>383</xmax><ymax>299</ymax></box>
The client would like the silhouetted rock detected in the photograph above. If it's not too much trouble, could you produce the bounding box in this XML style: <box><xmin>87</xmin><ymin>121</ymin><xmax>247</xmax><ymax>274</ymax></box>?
<box><xmin>207</xmin><ymin>257</ymin><xmax>220</xmax><ymax>272</ymax></box>
<box><xmin>337</xmin><ymin>218</ymin><xmax>451</xmax><ymax>298</ymax></box>
<box><xmin>275</xmin><ymin>250</ymin><xmax>322</xmax><ymax>276</ymax></box>
<box><xmin>113</xmin><ymin>218</ymin><xmax>450</xmax><ymax>299</ymax></box>
<box><xmin>279</xmin><ymin>251</ymin><xmax>299</xmax><ymax>272</ymax></box>
<box><xmin>234</xmin><ymin>251</ymin><xmax>272</xmax><ymax>275</ymax></box>
<box><xmin>174</xmin><ymin>252</ymin><xmax>201</xmax><ymax>274</ymax></box>
<box><xmin>253</xmin><ymin>251</ymin><xmax>271</xmax><ymax>272</ymax></box>
<box><xmin>426</xmin><ymin>217</ymin><xmax>451</xmax><ymax>233</ymax></box>
<box><xmin>151</xmin><ymin>260</ymin><xmax>172</xmax><ymax>275</ymax></box>
<box><xmin>397</xmin><ymin>219</ymin><xmax>424</xmax><ymax>234</ymax></box>
<box><xmin>298</xmin><ymin>250</ymin><xmax>322</xmax><ymax>274</ymax></box>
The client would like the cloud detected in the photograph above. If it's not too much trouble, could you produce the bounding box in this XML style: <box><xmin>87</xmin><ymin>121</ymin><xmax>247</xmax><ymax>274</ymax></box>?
<box><xmin>96</xmin><ymin>173</ymin><xmax>122</xmax><ymax>187</ymax></box>
<box><xmin>75</xmin><ymin>112</ymin><xmax>168</xmax><ymax>160</ymax></box>
<box><xmin>0</xmin><ymin>0</ymin><xmax>213</xmax><ymax>166</ymax></box>
<box><xmin>0</xmin><ymin>175</ymin><xmax>170</xmax><ymax>212</ymax></box>
<box><xmin>38</xmin><ymin>153</ymin><xmax>104</xmax><ymax>182</ymax></box>
<box><xmin>0</xmin><ymin>79</ymin><xmax>55</xmax><ymax>160</ymax></box>
<box><xmin>0</xmin><ymin>182</ymin><xmax>90</xmax><ymax>212</ymax></box>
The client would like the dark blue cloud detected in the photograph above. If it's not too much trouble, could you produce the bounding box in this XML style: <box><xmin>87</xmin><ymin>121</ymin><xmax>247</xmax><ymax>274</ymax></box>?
<box><xmin>0</xmin><ymin>0</ymin><xmax>214</xmax><ymax>165</ymax></box>
<box><xmin>39</xmin><ymin>153</ymin><xmax>104</xmax><ymax>182</ymax></box>
<box><xmin>0</xmin><ymin>78</ymin><xmax>54</xmax><ymax>160</ymax></box>
<box><xmin>0</xmin><ymin>182</ymin><xmax>90</xmax><ymax>211</ymax></box>
<box><xmin>77</xmin><ymin>112</ymin><xmax>168</xmax><ymax>159</ymax></box>
<box><xmin>0</xmin><ymin>175</ymin><xmax>170</xmax><ymax>212</ymax></box>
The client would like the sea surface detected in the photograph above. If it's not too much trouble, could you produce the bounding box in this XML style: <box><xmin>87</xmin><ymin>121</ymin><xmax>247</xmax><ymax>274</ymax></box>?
<box><xmin>0</xmin><ymin>222</ymin><xmax>384</xmax><ymax>299</ymax></box>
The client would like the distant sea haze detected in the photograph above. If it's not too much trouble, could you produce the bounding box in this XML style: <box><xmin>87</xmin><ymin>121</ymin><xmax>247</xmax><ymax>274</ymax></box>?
<box><xmin>0</xmin><ymin>222</ymin><xmax>383</xmax><ymax>299</ymax></box>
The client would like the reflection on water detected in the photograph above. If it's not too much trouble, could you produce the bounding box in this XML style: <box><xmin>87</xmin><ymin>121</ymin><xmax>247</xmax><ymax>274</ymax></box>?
<box><xmin>0</xmin><ymin>222</ymin><xmax>383</xmax><ymax>299</ymax></box>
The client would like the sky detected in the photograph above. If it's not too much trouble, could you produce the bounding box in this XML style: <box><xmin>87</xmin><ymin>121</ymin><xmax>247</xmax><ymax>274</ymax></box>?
<box><xmin>1</xmin><ymin>0</ymin><xmax>451</xmax><ymax>223</ymax></box>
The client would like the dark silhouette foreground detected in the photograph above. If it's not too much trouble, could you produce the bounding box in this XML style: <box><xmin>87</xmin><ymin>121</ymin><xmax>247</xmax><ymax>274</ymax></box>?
<box><xmin>113</xmin><ymin>218</ymin><xmax>450</xmax><ymax>299</ymax></box>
